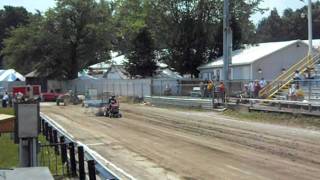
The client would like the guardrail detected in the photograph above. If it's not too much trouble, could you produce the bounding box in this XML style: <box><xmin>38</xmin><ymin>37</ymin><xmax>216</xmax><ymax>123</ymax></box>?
<box><xmin>40</xmin><ymin>112</ymin><xmax>135</xmax><ymax>180</ymax></box>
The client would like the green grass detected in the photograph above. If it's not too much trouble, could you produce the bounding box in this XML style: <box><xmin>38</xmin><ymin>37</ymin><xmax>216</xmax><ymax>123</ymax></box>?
<box><xmin>223</xmin><ymin>109</ymin><xmax>320</xmax><ymax>130</ymax></box>
<box><xmin>0</xmin><ymin>108</ymin><xmax>17</xmax><ymax>168</ymax></box>
<box><xmin>0</xmin><ymin>133</ymin><xmax>18</xmax><ymax>168</ymax></box>
<box><xmin>0</xmin><ymin>107</ymin><xmax>14</xmax><ymax>115</ymax></box>
<box><xmin>38</xmin><ymin>135</ymin><xmax>65</xmax><ymax>177</ymax></box>
<box><xmin>0</xmin><ymin>133</ymin><xmax>65</xmax><ymax>176</ymax></box>
<box><xmin>0</xmin><ymin>107</ymin><xmax>64</xmax><ymax>175</ymax></box>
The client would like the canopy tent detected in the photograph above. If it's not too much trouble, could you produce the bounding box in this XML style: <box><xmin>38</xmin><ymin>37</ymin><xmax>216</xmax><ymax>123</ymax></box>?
<box><xmin>77</xmin><ymin>71</ymin><xmax>98</xmax><ymax>80</ymax></box>
<box><xmin>0</xmin><ymin>69</ymin><xmax>25</xmax><ymax>81</ymax></box>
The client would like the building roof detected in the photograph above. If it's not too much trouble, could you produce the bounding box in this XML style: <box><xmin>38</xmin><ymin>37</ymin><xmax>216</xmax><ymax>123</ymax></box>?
<box><xmin>303</xmin><ymin>39</ymin><xmax>320</xmax><ymax>49</ymax></box>
<box><xmin>89</xmin><ymin>52</ymin><xmax>126</xmax><ymax>70</ymax></box>
<box><xmin>0</xmin><ymin>69</ymin><xmax>25</xmax><ymax>81</ymax></box>
<box><xmin>155</xmin><ymin>68</ymin><xmax>183</xmax><ymax>79</ymax></box>
<box><xmin>88</xmin><ymin>51</ymin><xmax>182</xmax><ymax>79</ymax></box>
<box><xmin>198</xmin><ymin>40</ymin><xmax>305</xmax><ymax>69</ymax></box>
<box><xmin>103</xmin><ymin>66</ymin><xmax>130</xmax><ymax>79</ymax></box>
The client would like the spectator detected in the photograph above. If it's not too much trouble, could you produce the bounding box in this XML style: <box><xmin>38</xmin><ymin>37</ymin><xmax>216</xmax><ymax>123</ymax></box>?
<box><xmin>296</xmin><ymin>84</ymin><xmax>305</xmax><ymax>101</ymax></box>
<box><xmin>288</xmin><ymin>84</ymin><xmax>297</xmax><ymax>101</ymax></box>
<box><xmin>207</xmin><ymin>80</ymin><xmax>214</xmax><ymax>97</ymax></box>
<box><xmin>294</xmin><ymin>70</ymin><xmax>301</xmax><ymax>80</ymax></box>
<box><xmin>2</xmin><ymin>92</ymin><xmax>9</xmax><ymax>108</ymax></box>
<box><xmin>204</xmin><ymin>79</ymin><xmax>208</xmax><ymax>97</ymax></box>
<box><xmin>218</xmin><ymin>82</ymin><xmax>225</xmax><ymax>103</ymax></box>
<box><xmin>200</xmin><ymin>81</ymin><xmax>205</xmax><ymax>98</ymax></box>
<box><xmin>254</xmin><ymin>80</ymin><xmax>261</xmax><ymax>98</ymax></box>
<box><xmin>259</xmin><ymin>78</ymin><xmax>267</xmax><ymax>88</ymax></box>
<box><xmin>248</xmin><ymin>81</ymin><xmax>254</xmax><ymax>98</ymax></box>
<box><xmin>243</xmin><ymin>83</ymin><xmax>249</xmax><ymax>98</ymax></box>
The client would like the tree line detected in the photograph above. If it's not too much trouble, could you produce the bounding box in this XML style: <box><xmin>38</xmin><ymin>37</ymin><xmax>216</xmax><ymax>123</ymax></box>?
<box><xmin>0</xmin><ymin>0</ymin><xmax>318</xmax><ymax>80</ymax></box>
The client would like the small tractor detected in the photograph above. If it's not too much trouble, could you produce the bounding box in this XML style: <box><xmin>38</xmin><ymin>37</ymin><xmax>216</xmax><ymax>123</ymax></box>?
<box><xmin>56</xmin><ymin>90</ymin><xmax>81</xmax><ymax>106</ymax></box>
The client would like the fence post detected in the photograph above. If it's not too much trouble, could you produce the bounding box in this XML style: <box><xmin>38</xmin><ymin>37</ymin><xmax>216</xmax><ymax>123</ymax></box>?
<box><xmin>113</xmin><ymin>82</ymin><xmax>115</xmax><ymax>95</ymax></box>
<box><xmin>60</xmin><ymin>136</ymin><xmax>69</xmax><ymax>176</ymax></box>
<box><xmin>87</xmin><ymin>160</ymin><xmax>96</xmax><ymax>180</ymax></box>
<box><xmin>69</xmin><ymin>142</ymin><xmax>77</xmax><ymax>177</ymax></box>
<box><xmin>133</xmin><ymin>82</ymin><xmax>135</xmax><ymax>98</ymax></box>
<box><xmin>52</xmin><ymin>129</ymin><xmax>59</xmax><ymax>155</ymax></box>
<box><xmin>78</xmin><ymin>146</ymin><xmax>85</xmax><ymax>180</ymax></box>
<box><xmin>60</xmin><ymin>136</ymin><xmax>67</xmax><ymax>163</ymax></box>
<box><xmin>48</xmin><ymin>126</ymin><xmax>53</xmax><ymax>144</ymax></box>
<box><xmin>308</xmin><ymin>80</ymin><xmax>311</xmax><ymax>101</ymax></box>
<box><xmin>126</xmin><ymin>81</ymin><xmax>129</xmax><ymax>97</ymax></box>
<box><xmin>45</xmin><ymin>122</ymin><xmax>49</xmax><ymax>140</ymax></box>
<box><xmin>41</xmin><ymin>118</ymin><xmax>45</xmax><ymax>133</ymax></box>
<box><xmin>160</xmin><ymin>80</ymin><xmax>163</xmax><ymax>96</ymax></box>
<box><xmin>141</xmin><ymin>82</ymin><xmax>143</xmax><ymax>97</ymax></box>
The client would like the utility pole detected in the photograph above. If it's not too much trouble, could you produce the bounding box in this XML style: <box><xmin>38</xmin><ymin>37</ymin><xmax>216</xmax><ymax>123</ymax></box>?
<box><xmin>308</xmin><ymin>0</ymin><xmax>313</xmax><ymax>58</ymax></box>
<box><xmin>223</xmin><ymin>0</ymin><xmax>232</xmax><ymax>82</ymax></box>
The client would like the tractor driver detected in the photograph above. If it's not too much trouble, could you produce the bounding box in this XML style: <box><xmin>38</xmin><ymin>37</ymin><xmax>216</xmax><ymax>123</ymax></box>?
<box><xmin>108</xmin><ymin>95</ymin><xmax>117</xmax><ymax>104</ymax></box>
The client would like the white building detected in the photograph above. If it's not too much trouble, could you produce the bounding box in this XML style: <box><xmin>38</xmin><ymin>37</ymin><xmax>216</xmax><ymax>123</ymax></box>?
<box><xmin>198</xmin><ymin>40</ymin><xmax>311</xmax><ymax>81</ymax></box>
<box><xmin>88</xmin><ymin>52</ymin><xmax>182</xmax><ymax>80</ymax></box>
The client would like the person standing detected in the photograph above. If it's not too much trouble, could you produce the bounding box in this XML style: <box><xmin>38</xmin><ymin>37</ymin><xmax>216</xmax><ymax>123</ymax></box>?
<box><xmin>207</xmin><ymin>80</ymin><xmax>214</xmax><ymax>98</ymax></box>
<box><xmin>2</xmin><ymin>92</ymin><xmax>9</xmax><ymax>108</ymax></box>
<box><xmin>254</xmin><ymin>80</ymin><xmax>261</xmax><ymax>98</ymax></box>
<box><xmin>248</xmin><ymin>81</ymin><xmax>254</xmax><ymax>98</ymax></box>
<box><xmin>204</xmin><ymin>80</ymin><xmax>208</xmax><ymax>97</ymax></box>
<box><xmin>288</xmin><ymin>84</ymin><xmax>297</xmax><ymax>101</ymax></box>
<box><xmin>218</xmin><ymin>82</ymin><xmax>225</xmax><ymax>103</ymax></box>
<box><xmin>259</xmin><ymin>78</ymin><xmax>267</xmax><ymax>88</ymax></box>
<box><xmin>200</xmin><ymin>81</ymin><xmax>205</xmax><ymax>98</ymax></box>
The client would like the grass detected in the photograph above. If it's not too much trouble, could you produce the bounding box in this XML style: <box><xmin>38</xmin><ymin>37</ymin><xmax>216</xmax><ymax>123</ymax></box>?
<box><xmin>223</xmin><ymin>109</ymin><xmax>320</xmax><ymax>130</ymax></box>
<box><xmin>0</xmin><ymin>107</ymin><xmax>17</xmax><ymax>168</ymax></box>
<box><xmin>0</xmin><ymin>107</ymin><xmax>14</xmax><ymax>115</ymax></box>
<box><xmin>38</xmin><ymin>135</ymin><xmax>65</xmax><ymax>177</ymax></box>
<box><xmin>0</xmin><ymin>107</ymin><xmax>64</xmax><ymax>176</ymax></box>
<box><xmin>0</xmin><ymin>133</ymin><xmax>18</xmax><ymax>168</ymax></box>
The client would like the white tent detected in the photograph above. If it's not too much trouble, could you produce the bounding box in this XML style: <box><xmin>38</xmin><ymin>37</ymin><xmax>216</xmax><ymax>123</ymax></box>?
<box><xmin>0</xmin><ymin>69</ymin><xmax>25</xmax><ymax>81</ymax></box>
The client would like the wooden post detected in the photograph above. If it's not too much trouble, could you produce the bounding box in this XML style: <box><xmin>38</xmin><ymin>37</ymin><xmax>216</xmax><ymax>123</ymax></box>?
<box><xmin>78</xmin><ymin>146</ymin><xmax>85</xmax><ymax>180</ymax></box>
<box><xmin>69</xmin><ymin>142</ymin><xmax>77</xmax><ymax>177</ymax></box>
<box><xmin>87</xmin><ymin>160</ymin><xmax>96</xmax><ymax>180</ymax></box>
<box><xmin>52</xmin><ymin>129</ymin><xmax>59</xmax><ymax>155</ymax></box>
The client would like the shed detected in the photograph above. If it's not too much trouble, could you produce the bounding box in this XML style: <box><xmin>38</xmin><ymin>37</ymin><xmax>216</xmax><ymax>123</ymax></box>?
<box><xmin>198</xmin><ymin>40</ymin><xmax>309</xmax><ymax>81</ymax></box>
<box><xmin>25</xmin><ymin>70</ymin><xmax>48</xmax><ymax>92</ymax></box>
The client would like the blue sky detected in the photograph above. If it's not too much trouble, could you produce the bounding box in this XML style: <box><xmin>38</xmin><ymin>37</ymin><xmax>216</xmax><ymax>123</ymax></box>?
<box><xmin>0</xmin><ymin>0</ymin><xmax>316</xmax><ymax>24</ymax></box>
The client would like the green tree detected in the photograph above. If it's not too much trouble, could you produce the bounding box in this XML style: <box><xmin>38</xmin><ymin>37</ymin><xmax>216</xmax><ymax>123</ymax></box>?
<box><xmin>0</xmin><ymin>6</ymin><xmax>33</xmax><ymax>68</ymax></box>
<box><xmin>2</xmin><ymin>0</ymin><xmax>114</xmax><ymax>79</ymax></box>
<box><xmin>157</xmin><ymin>0</ymin><xmax>262</xmax><ymax>77</ymax></box>
<box><xmin>255</xmin><ymin>9</ymin><xmax>285</xmax><ymax>42</ymax></box>
<box><xmin>254</xmin><ymin>2</ymin><xmax>320</xmax><ymax>42</ymax></box>
<box><xmin>124</xmin><ymin>27</ymin><xmax>158</xmax><ymax>78</ymax></box>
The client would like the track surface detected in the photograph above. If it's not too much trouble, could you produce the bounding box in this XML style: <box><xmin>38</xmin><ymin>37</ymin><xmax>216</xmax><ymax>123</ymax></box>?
<box><xmin>41</xmin><ymin>103</ymin><xmax>320</xmax><ymax>180</ymax></box>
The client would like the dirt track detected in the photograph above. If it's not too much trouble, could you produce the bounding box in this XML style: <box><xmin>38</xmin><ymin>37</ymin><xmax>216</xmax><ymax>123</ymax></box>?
<box><xmin>41</xmin><ymin>103</ymin><xmax>320</xmax><ymax>180</ymax></box>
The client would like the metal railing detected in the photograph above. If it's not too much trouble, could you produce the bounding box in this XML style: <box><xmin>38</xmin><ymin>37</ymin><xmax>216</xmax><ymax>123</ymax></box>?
<box><xmin>259</xmin><ymin>53</ymin><xmax>320</xmax><ymax>98</ymax></box>
<box><xmin>149</xmin><ymin>80</ymin><xmax>320</xmax><ymax>103</ymax></box>
<box><xmin>40</xmin><ymin>113</ymin><xmax>128</xmax><ymax>180</ymax></box>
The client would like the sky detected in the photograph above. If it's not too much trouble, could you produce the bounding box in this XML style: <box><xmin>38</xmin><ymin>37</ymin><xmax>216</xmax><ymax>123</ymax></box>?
<box><xmin>0</xmin><ymin>0</ymin><xmax>317</xmax><ymax>24</ymax></box>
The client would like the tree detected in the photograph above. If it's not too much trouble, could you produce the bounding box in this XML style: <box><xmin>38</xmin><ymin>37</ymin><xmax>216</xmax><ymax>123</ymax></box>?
<box><xmin>0</xmin><ymin>6</ymin><xmax>33</xmax><ymax>68</ymax></box>
<box><xmin>255</xmin><ymin>9</ymin><xmax>285</xmax><ymax>42</ymax></box>
<box><xmin>255</xmin><ymin>2</ymin><xmax>320</xmax><ymax>42</ymax></box>
<box><xmin>2</xmin><ymin>0</ymin><xmax>114</xmax><ymax>79</ymax></box>
<box><xmin>113</xmin><ymin>0</ymin><xmax>148</xmax><ymax>53</ymax></box>
<box><xmin>124</xmin><ymin>27</ymin><xmax>158</xmax><ymax>78</ymax></box>
<box><xmin>155</xmin><ymin>0</ymin><xmax>262</xmax><ymax>77</ymax></box>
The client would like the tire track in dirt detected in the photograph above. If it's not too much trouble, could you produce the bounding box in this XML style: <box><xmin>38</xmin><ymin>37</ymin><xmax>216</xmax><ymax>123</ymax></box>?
<box><xmin>41</xmin><ymin>103</ymin><xmax>320</xmax><ymax>180</ymax></box>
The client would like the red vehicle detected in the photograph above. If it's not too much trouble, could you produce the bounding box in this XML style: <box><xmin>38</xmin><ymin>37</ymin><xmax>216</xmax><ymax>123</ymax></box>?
<box><xmin>13</xmin><ymin>85</ymin><xmax>41</xmax><ymax>97</ymax></box>
<box><xmin>41</xmin><ymin>92</ymin><xmax>61</xmax><ymax>102</ymax></box>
